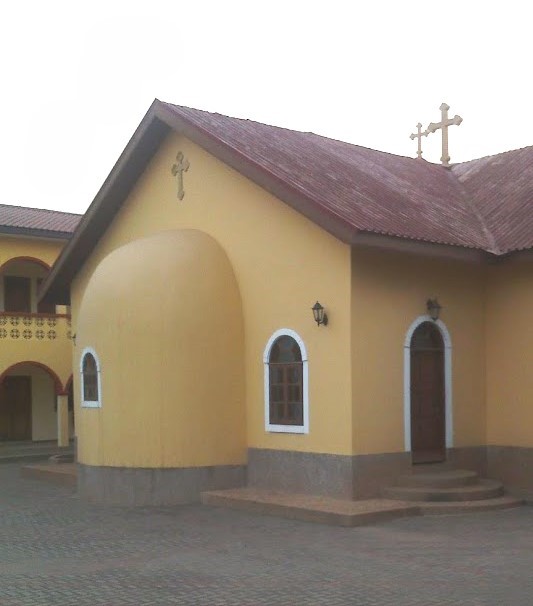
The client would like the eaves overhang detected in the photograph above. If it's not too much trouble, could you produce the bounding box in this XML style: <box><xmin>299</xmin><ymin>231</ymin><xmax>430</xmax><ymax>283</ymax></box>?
<box><xmin>0</xmin><ymin>226</ymin><xmax>73</xmax><ymax>241</ymax></box>
<box><xmin>350</xmin><ymin>231</ymin><xmax>491</xmax><ymax>263</ymax></box>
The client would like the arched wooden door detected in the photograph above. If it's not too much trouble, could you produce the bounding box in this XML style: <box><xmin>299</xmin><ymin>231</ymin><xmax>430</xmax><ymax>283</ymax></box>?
<box><xmin>410</xmin><ymin>321</ymin><xmax>445</xmax><ymax>463</ymax></box>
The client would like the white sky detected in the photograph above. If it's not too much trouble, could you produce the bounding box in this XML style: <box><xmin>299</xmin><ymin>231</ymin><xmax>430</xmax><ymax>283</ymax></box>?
<box><xmin>0</xmin><ymin>0</ymin><xmax>531</xmax><ymax>214</ymax></box>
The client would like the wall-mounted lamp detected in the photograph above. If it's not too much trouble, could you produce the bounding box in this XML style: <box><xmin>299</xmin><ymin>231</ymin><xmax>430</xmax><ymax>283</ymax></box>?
<box><xmin>71</xmin><ymin>333</ymin><xmax>77</xmax><ymax>346</ymax></box>
<box><xmin>312</xmin><ymin>301</ymin><xmax>328</xmax><ymax>327</ymax></box>
<box><xmin>426</xmin><ymin>298</ymin><xmax>442</xmax><ymax>321</ymax></box>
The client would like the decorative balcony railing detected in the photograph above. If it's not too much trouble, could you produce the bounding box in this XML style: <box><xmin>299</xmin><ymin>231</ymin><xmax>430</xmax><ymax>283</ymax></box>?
<box><xmin>0</xmin><ymin>313</ymin><xmax>71</xmax><ymax>342</ymax></box>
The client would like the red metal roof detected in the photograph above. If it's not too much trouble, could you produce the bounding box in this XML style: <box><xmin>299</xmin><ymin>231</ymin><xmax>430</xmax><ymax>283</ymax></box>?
<box><xmin>0</xmin><ymin>204</ymin><xmax>81</xmax><ymax>237</ymax></box>
<box><xmin>451</xmin><ymin>147</ymin><xmax>533</xmax><ymax>254</ymax></box>
<box><xmin>40</xmin><ymin>100</ymin><xmax>533</xmax><ymax>304</ymax></box>
<box><xmin>163</xmin><ymin>103</ymin><xmax>533</xmax><ymax>254</ymax></box>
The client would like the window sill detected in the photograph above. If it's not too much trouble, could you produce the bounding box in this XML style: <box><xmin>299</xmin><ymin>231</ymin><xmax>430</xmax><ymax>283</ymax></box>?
<box><xmin>266</xmin><ymin>423</ymin><xmax>308</xmax><ymax>434</ymax></box>
<box><xmin>81</xmin><ymin>401</ymin><xmax>101</xmax><ymax>409</ymax></box>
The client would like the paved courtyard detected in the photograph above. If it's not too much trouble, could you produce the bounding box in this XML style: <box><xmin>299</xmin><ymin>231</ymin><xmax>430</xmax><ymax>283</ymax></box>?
<box><xmin>1</xmin><ymin>462</ymin><xmax>533</xmax><ymax>605</ymax></box>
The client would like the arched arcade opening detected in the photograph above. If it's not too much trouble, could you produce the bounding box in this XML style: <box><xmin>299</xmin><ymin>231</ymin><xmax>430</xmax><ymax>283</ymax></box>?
<box><xmin>0</xmin><ymin>362</ymin><xmax>71</xmax><ymax>442</ymax></box>
<box><xmin>0</xmin><ymin>257</ymin><xmax>55</xmax><ymax>315</ymax></box>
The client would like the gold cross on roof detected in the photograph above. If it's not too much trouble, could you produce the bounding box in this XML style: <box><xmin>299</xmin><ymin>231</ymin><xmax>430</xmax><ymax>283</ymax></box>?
<box><xmin>426</xmin><ymin>103</ymin><xmax>463</xmax><ymax>167</ymax></box>
<box><xmin>410</xmin><ymin>122</ymin><xmax>428</xmax><ymax>159</ymax></box>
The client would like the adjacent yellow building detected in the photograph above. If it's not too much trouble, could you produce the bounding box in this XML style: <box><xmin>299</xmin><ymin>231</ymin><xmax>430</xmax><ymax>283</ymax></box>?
<box><xmin>41</xmin><ymin>101</ymin><xmax>533</xmax><ymax>505</ymax></box>
<box><xmin>0</xmin><ymin>205</ymin><xmax>80</xmax><ymax>445</ymax></box>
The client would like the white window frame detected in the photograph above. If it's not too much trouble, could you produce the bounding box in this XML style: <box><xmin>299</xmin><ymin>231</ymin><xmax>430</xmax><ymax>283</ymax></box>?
<box><xmin>263</xmin><ymin>328</ymin><xmax>309</xmax><ymax>434</ymax></box>
<box><xmin>80</xmin><ymin>346</ymin><xmax>102</xmax><ymax>409</ymax></box>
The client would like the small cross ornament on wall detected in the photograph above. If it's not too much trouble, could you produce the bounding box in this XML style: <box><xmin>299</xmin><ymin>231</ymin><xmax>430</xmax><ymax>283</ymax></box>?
<box><xmin>171</xmin><ymin>152</ymin><xmax>190</xmax><ymax>200</ymax></box>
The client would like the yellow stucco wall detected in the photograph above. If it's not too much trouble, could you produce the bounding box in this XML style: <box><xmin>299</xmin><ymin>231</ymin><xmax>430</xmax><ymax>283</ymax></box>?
<box><xmin>351</xmin><ymin>248</ymin><xmax>487</xmax><ymax>455</ymax></box>
<box><xmin>0</xmin><ymin>234</ymin><xmax>64</xmax><ymax>270</ymax></box>
<box><xmin>0</xmin><ymin>316</ymin><xmax>72</xmax><ymax>389</ymax></box>
<box><xmin>67</xmin><ymin>128</ymin><xmax>533</xmax><ymax>468</ymax></box>
<box><xmin>486</xmin><ymin>259</ymin><xmax>533</xmax><ymax>446</ymax></box>
<box><xmin>0</xmin><ymin>235</ymin><xmax>72</xmax><ymax>389</ymax></box>
<box><xmin>75</xmin><ymin>230</ymin><xmax>245</xmax><ymax>468</ymax></box>
<box><xmin>71</xmin><ymin>133</ymin><xmax>353</xmax><ymax>467</ymax></box>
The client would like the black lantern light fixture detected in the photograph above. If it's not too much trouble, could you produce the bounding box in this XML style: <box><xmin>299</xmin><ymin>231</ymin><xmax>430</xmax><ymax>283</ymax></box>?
<box><xmin>312</xmin><ymin>301</ymin><xmax>328</xmax><ymax>327</ymax></box>
<box><xmin>426</xmin><ymin>298</ymin><xmax>442</xmax><ymax>321</ymax></box>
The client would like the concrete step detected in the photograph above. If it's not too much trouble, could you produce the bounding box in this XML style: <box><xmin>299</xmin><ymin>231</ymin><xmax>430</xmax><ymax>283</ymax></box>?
<box><xmin>397</xmin><ymin>469</ymin><xmax>479</xmax><ymax>489</ymax></box>
<box><xmin>419</xmin><ymin>496</ymin><xmax>523</xmax><ymax>515</ymax></box>
<box><xmin>383</xmin><ymin>479</ymin><xmax>504</xmax><ymax>502</ymax></box>
<box><xmin>202</xmin><ymin>488</ymin><xmax>420</xmax><ymax>527</ymax></box>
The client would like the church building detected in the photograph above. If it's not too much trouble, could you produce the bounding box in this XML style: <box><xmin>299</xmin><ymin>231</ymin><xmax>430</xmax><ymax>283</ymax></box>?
<box><xmin>41</xmin><ymin>100</ymin><xmax>533</xmax><ymax>506</ymax></box>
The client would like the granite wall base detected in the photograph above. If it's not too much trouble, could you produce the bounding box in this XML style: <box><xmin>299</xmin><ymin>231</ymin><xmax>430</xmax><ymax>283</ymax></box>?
<box><xmin>78</xmin><ymin>463</ymin><xmax>246</xmax><ymax>506</ymax></box>
<box><xmin>248</xmin><ymin>448</ymin><xmax>419</xmax><ymax>499</ymax></box>
<box><xmin>247</xmin><ymin>448</ymin><xmax>354</xmax><ymax>499</ymax></box>
<box><xmin>248</xmin><ymin>446</ymin><xmax>492</xmax><ymax>500</ymax></box>
<box><xmin>78</xmin><ymin>446</ymin><xmax>533</xmax><ymax>505</ymax></box>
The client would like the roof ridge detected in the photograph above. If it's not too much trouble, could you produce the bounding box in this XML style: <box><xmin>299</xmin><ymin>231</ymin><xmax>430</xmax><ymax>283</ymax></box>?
<box><xmin>168</xmin><ymin>102</ymin><xmax>533</xmax><ymax>168</ymax></box>
<box><xmin>454</xmin><ymin>143</ymin><xmax>533</xmax><ymax>166</ymax></box>
<box><xmin>164</xmin><ymin>101</ymin><xmax>431</xmax><ymax>164</ymax></box>
<box><xmin>448</xmin><ymin>171</ymin><xmax>500</xmax><ymax>254</ymax></box>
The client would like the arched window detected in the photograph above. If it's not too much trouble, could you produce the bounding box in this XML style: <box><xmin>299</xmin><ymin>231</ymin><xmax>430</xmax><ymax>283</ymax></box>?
<box><xmin>264</xmin><ymin>329</ymin><xmax>309</xmax><ymax>434</ymax></box>
<box><xmin>80</xmin><ymin>347</ymin><xmax>102</xmax><ymax>408</ymax></box>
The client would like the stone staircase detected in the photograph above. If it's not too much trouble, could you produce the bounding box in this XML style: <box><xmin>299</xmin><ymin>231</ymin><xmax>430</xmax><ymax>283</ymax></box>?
<box><xmin>200</xmin><ymin>469</ymin><xmax>524</xmax><ymax>527</ymax></box>
<box><xmin>382</xmin><ymin>469</ymin><xmax>523</xmax><ymax>514</ymax></box>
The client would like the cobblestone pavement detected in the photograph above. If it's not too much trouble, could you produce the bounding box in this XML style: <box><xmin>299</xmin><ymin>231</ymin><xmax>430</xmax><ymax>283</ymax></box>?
<box><xmin>1</xmin><ymin>463</ymin><xmax>533</xmax><ymax>606</ymax></box>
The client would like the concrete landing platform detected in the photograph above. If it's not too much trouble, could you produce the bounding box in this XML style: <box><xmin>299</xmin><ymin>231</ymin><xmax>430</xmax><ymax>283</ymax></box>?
<box><xmin>21</xmin><ymin>462</ymin><xmax>77</xmax><ymax>487</ymax></box>
<box><xmin>0</xmin><ymin>440</ymin><xmax>74</xmax><ymax>464</ymax></box>
<box><xmin>201</xmin><ymin>487</ymin><xmax>420</xmax><ymax>527</ymax></box>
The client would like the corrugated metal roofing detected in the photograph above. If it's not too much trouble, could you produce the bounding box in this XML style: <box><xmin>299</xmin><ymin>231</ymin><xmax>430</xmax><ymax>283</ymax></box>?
<box><xmin>164</xmin><ymin>103</ymin><xmax>532</xmax><ymax>254</ymax></box>
<box><xmin>0</xmin><ymin>204</ymin><xmax>81</xmax><ymax>236</ymax></box>
<box><xmin>451</xmin><ymin>147</ymin><xmax>533</xmax><ymax>254</ymax></box>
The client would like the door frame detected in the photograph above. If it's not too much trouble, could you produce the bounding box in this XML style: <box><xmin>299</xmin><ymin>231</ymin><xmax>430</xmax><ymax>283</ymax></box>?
<box><xmin>403</xmin><ymin>315</ymin><xmax>452</xmax><ymax>454</ymax></box>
